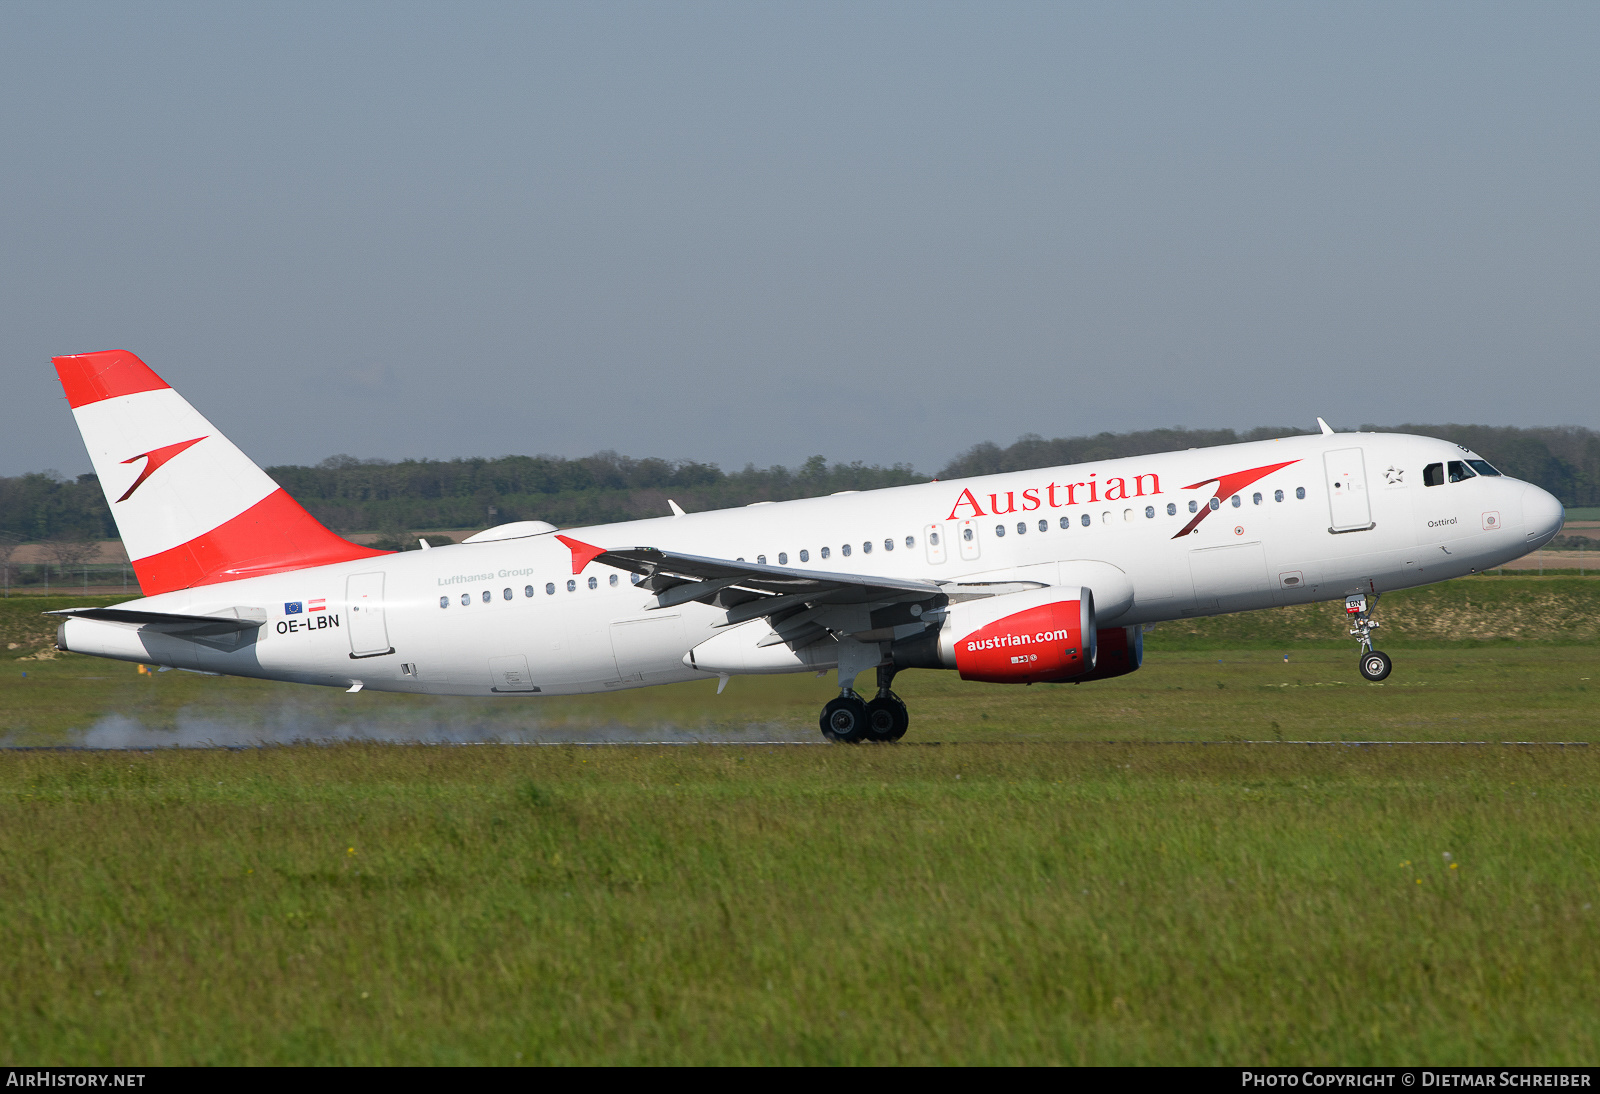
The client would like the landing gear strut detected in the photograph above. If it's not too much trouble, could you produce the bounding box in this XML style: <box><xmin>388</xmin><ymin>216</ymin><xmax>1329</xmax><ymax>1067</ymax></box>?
<box><xmin>821</xmin><ymin>665</ymin><xmax>909</xmax><ymax>743</ymax></box>
<box><xmin>1346</xmin><ymin>593</ymin><xmax>1392</xmax><ymax>682</ymax></box>
<box><xmin>865</xmin><ymin>666</ymin><xmax>909</xmax><ymax>742</ymax></box>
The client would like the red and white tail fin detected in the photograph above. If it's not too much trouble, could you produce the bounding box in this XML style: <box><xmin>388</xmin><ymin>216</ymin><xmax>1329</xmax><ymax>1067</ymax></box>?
<box><xmin>53</xmin><ymin>350</ymin><xmax>388</xmax><ymax>597</ymax></box>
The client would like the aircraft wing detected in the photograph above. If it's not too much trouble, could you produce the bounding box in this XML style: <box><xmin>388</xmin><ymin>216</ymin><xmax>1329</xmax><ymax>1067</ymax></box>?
<box><xmin>556</xmin><ymin>535</ymin><xmax>943</xmax><ymax>632</ymax></box>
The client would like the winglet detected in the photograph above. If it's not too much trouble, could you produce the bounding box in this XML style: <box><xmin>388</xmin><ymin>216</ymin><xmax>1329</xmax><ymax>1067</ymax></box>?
<box><xmin>1317</xmin><ymin>417</ymin><xmax>1335</xmax><ymax>435</ymax></box>
<box><xmin>555</xmin><ymin>535</ymin><xmax>608</xmax><ymax>574</ymax></box>
<box><xmin>668</xmin><ymin>499</ymin><xmax>686</xmax><ymax>517</ymax></box>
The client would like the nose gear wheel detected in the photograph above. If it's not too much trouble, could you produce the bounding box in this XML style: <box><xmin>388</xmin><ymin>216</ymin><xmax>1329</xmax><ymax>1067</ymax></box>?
<box><xmin>1359</xmin><ymin>650</ymin><xmax>1392</xmax><ymax>682</ymax></box>
<box><xmin>1345</xmin><ymin>593</ymin><xmax>1393</xmax><ymax>682</ymax></box>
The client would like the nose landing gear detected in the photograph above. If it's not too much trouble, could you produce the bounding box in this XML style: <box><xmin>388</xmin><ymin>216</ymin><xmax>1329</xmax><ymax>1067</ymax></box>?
<box><xmin>1347</xmin><ymin>593</ymin><xmax>1392</xmax><ymax>682</ymax></box>
<box><xmin>820</xmin><ymin>665</ymin><xmax>909</xmax><ymax>743</ymax></box>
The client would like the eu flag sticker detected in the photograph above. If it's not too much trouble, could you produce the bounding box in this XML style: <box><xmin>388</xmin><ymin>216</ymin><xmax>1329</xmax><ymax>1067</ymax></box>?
<box><xmin>284</xmin><ymin>601</ymin><xmax>303</xmax><ymax>615</ymax></box>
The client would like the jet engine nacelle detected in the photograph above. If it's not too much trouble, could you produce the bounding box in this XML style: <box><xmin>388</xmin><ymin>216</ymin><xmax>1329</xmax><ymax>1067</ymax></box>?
<box><xmin>894</xmin><ymin>586</ymin><xmax>1097</xmax><ymax>684</ymax></box>
<box><xmin>1071</xmin><ymin>625</ymin><xmax>1144</xmax><ymax>683</ymax></box>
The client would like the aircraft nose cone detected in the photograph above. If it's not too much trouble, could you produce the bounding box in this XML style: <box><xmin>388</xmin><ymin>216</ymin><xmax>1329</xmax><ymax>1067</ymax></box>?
<box><xmin>1521</xmin><ymin>484</ymin><xmax>1563</xmax><ymax>547</ymax></box>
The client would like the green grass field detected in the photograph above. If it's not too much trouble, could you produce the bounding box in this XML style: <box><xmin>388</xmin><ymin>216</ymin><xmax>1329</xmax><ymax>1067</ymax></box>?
<box><xmin>2</xmin><ymin>579</ymin><xmax>1598</xmax><ymax>1064</ymax></box>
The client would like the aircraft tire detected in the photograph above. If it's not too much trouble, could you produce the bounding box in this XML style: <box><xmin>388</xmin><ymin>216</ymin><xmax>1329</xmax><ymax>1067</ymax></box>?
<box><xmin>864</xmin><ymin>694</ymin><xmax>909</xmax><ymax>742</ymax></box>
<box><xmin>1359</xmin><ymin>650</ymin><xmax>1393</xmax><ymax>682</ymax></box>
<box><xmin>821</xmin><ymin>695</ymin><xmax>870</xmax><ymax>743</ymax></box>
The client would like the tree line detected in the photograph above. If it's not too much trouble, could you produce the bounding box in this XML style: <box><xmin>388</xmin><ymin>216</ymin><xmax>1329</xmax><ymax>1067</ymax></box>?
<box><xmin>2</xmin><ymin>424</ymin><xmax>1597</xmax><ymax>549</ymax></box>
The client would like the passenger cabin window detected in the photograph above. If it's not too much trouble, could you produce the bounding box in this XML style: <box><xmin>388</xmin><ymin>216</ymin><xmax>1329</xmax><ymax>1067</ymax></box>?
<box><xmin>905</xmin><ymin>536</ymin><xmax>915</xmax><ymax>548</ymax></box>
<box><xmin>524</xmin><ymin>585</ymin><xmax>534</xmax><ymax>597</ymax></box>
<box><xmin>1038</xmin><ymin>519</ymin><xmax>1048</xmax><ymax>532</ymax></box>
<box><xmin>503</xmin><ymin>588</ymin><xmax>513</xmax><ymax>600</ymax></box>
<box><xmin>1295</xmin><ymin>487</ymin><xmax>1306</xmax><ymax>499</ymax></box>
<box><xmin>460</xmin><ymin>593</ymin><xmax>470</xmax><ymax>606</ymax></box>
<box><xmin>963</xmin><ymin>528</ymin><xmax>974</xmax><ymax>541</ymax></box>
<box><xmin>1468</xmin><ymin>459</ymin><xmax>1502</xmax><ymax>476</ymax></box>
<box><xmin>883</xmin><ymin>539</ymin><xmax>894</xmax><ymax>551</ymax></box>
<box><xmin>1166</xmin><ymin>503</ymin><xmax>1177</xmax><ymax>516</ymax></box>
<box><xmin>1274</xmin><ymin>490</ymin><xmax>1284</xmax><ymax>502</ymax></box>
<box><xmin>1448</xmin><ymin>460</ymin><xmax>1476</xmax><ymax>482</ymax></box>
<box><xmin>862</xmin><ymin>541</ymin><xmax>872</xmax><ymax>553</ymax></box>
<box><xmin>841</xmin><ymin>544</ymin><xmax>851</xmax><ymax>556</ymax></box>
<box><xmin>1059</xmin><ymin>516</ymin><xmax>1070</xmax><ymax>529</ymax></box>
<box><xmin>588</xmin><ymin>576</ymin><xmax>598</xmax><ymax>589</ymax></box>
<box><xmin>1424</xmin><ymin>463</ymin><xmax>1445</xmax><ymax>487</ymax></box>
<box><xmin>1080</xmin><ymin>513</ymin><xmax>1091</xmax><ymax>527</ymax></box>
<box><xmin>821</xmin><ymin>547</ymin><xmax>831</xmax><ymax>559</ymax></box>
<box><xmin>609</xmin><ymin>574</ymin><xmax>618</xmax><ymax>586</ymax></box>
<box><xmin>1016</xmin><ymin>523</ymin><xmax>1026</xmax><ymax>535</ymax></box>
<box><xmin>439</xmin><ymin>596</ymin><xmax>449</xmax><ymax>609</ymax></box>
<box><xmin>546</xmin><ymin>583</ymin><xmax>555</xmax><ymax>595</ymax></box>
<box><xmin>927</xmin><ymin>534</ymin><xmax>938</xmax><ymax>547</ymax></box>
<box><xmin>482</xmin><ymin>590</ymin><xmax>492</xmax><ymax>603</ymax></box>
<box><xmin>778</xmin><ymin>553</ymin><xmax>787</xmax><ymax>564</ymax></box>
<box><xmin>566</xmin><ymin>580</ymin><xmax>576</xmax><ymax>592</ymax></box>
<box><xmin>995</xmin><ymin>525</ymin><xmax>1006</xmax><ymax>537</ymax></box>
<box><xmin>1145</xmin><ymin>506</ymin><xmax>1155</xmax><ymax>518</ymax></box>
<box><xmin>1231</xmin><ymin>495</ymin><xmax>1241</xmax><ymax>507</ymax></box>
<box><xmin>1188</xmin><ymin>500</ymin><xmax>1199</xmax><ymax>513</ymax></box>
<box><xmin>757</xmin><ymin>555</ymin><xmax>766</xmax><ymax>564</ymax></box>
<box><xmin>799</xmin><ymin>549</ymin><xmax>809</xmax><ymax>562</ymax></box>
<box><xmin>1252</xmin><ymin>492</ymin><xmax>1262</xmax><ymax>505</ymax></box>
<box><xmin>1208</xmin><ymin>498</ymin><xmax>1220</xmax><ymax>511</ymax></box>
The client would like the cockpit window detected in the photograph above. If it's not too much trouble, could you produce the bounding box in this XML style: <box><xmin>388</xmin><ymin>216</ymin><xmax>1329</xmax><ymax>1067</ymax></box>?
<box><xmin>1423</xmin><ymin>463</ymin><xmax>1444</xmax><ymax>487</ymax></box>
<box><xmin>1448</xmin><ymin>460</ymin><xmax>1476</xmax><ymax>482</ymax></box>
<box><xmin>1467</xmin><ymin>459</ymin><xmax>1502</xmax><ymax>477</ymax></box>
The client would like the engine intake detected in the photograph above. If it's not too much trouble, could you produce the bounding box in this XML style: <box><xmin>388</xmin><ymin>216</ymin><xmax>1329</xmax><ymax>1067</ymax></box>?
<box><xmin>1072</xmin><ymin>625</ymin><xmax>1144</xmax><ymax>682</ymax></box>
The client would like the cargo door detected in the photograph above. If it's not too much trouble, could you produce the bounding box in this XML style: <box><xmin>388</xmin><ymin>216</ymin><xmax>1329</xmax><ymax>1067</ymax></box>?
<box><xmin>488</xmin><ymin>654</ymin><xmax>539</xmax><ymax>692</ymax></box>
<box><xmin>610</xmin><ymin>613</ymin><xmax>686</xmax><ymax>682</ymax></box>
<box><xmin>1324</xmin><ymin>448</ymin><xmax>1374</xmax><ymax>532</ymax></box>
<box><xmin>1189</xmin><ymin>542</ymin><xmax>1270</xmax><ymax>612</ymax></box>
<box><xmin>346</xmin><ymin>572</ymin><xmax>393</xmax><ymax>658</ymax></box>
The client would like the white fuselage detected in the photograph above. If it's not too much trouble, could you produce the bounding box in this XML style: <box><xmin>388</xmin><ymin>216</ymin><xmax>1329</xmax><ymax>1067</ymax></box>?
<box><xmin>59</xmin><ymin>432</ymin><xmax>1564</xmax><ymax>695</ymax></box>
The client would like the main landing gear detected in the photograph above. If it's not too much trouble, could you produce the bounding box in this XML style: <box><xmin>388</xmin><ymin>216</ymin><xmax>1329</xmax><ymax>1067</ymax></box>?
<box><xmin>820</xmin><ymin>665</ymin><xmax>909</xmax><ymax>743</ymax></box>
<box><xmin>1346</xmin><ymin>593</ymin><xmax>1393</xmax><ymax>682</ymax></box>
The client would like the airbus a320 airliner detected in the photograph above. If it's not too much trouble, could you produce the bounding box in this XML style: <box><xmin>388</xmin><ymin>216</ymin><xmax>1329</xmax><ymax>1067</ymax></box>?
<box><xmin>49</xmin><ymin>351</ymin><xmax>1564</xmax><ymax>742</ymax></box>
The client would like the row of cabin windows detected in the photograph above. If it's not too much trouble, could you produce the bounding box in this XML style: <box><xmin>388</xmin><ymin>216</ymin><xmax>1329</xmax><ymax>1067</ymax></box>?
<box><xmin>438</xmin><ymin>482</ymin><xmax>1322</xmax><ymax>608</ymax></box>
<box><xmin>439</xmin><ymin>571</ymin><xmax>644</xmax><ymax>608</ymax></box>
<box><xmin>1424</xmin><ymin>459</ymin><xmax>1501</xmax><ymax>487</ymax></box>
<box><xmin>741</xmin><ymin>535</ymin><xmax>922</xmax><ymax>566</ymax></box>
<box><xmin>990</xmin><ymin>487</ymin><xmax>1308</xmax><ymax>536</ymax></box>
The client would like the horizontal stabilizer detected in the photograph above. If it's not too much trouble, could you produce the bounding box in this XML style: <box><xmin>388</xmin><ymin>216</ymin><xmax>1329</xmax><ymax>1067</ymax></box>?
<box><xmin>47</xmin><ymin>606</ymin><xmax>266</xmax><ymax>636</ymax></box>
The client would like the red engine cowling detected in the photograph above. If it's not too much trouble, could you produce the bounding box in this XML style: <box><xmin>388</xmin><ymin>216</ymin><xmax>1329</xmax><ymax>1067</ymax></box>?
<box><xmin>934</xmin><ymin>587</ymin><xmax>1098</xmax><ymax>684</ymax></box>
<box><xmin>1071</xmin><ymin>625</ymin><xmax>1144</xmax><ymax>682</ymax></box>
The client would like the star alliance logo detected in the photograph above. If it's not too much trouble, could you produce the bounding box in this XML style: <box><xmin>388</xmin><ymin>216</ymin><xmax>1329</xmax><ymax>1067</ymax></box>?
<box><xmin>1383</xmin><ymin>466</ymin><xmax>1404</xmax><ymax>485</ymax></box>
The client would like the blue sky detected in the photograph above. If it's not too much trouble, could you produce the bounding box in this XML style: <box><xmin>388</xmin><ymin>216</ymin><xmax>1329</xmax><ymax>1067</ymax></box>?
<box><xmin>4</xmin><ymin>1</ymin><xmax>1597</xmax><ymax>476</ymax></box>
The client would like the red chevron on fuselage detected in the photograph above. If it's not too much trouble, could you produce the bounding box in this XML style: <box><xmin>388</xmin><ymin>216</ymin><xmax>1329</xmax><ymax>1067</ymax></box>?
<box><xmin>1172</xmin><ymin>459</ymin><xmax>1301</xmax><ymax>538</ymax></box>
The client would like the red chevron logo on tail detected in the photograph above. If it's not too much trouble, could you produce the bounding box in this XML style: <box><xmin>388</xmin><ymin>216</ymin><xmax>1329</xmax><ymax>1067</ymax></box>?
<box><xmin>117</xmin><ymin>436</ymin><xmax>207</xmax><ymax>502</ymax></box>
